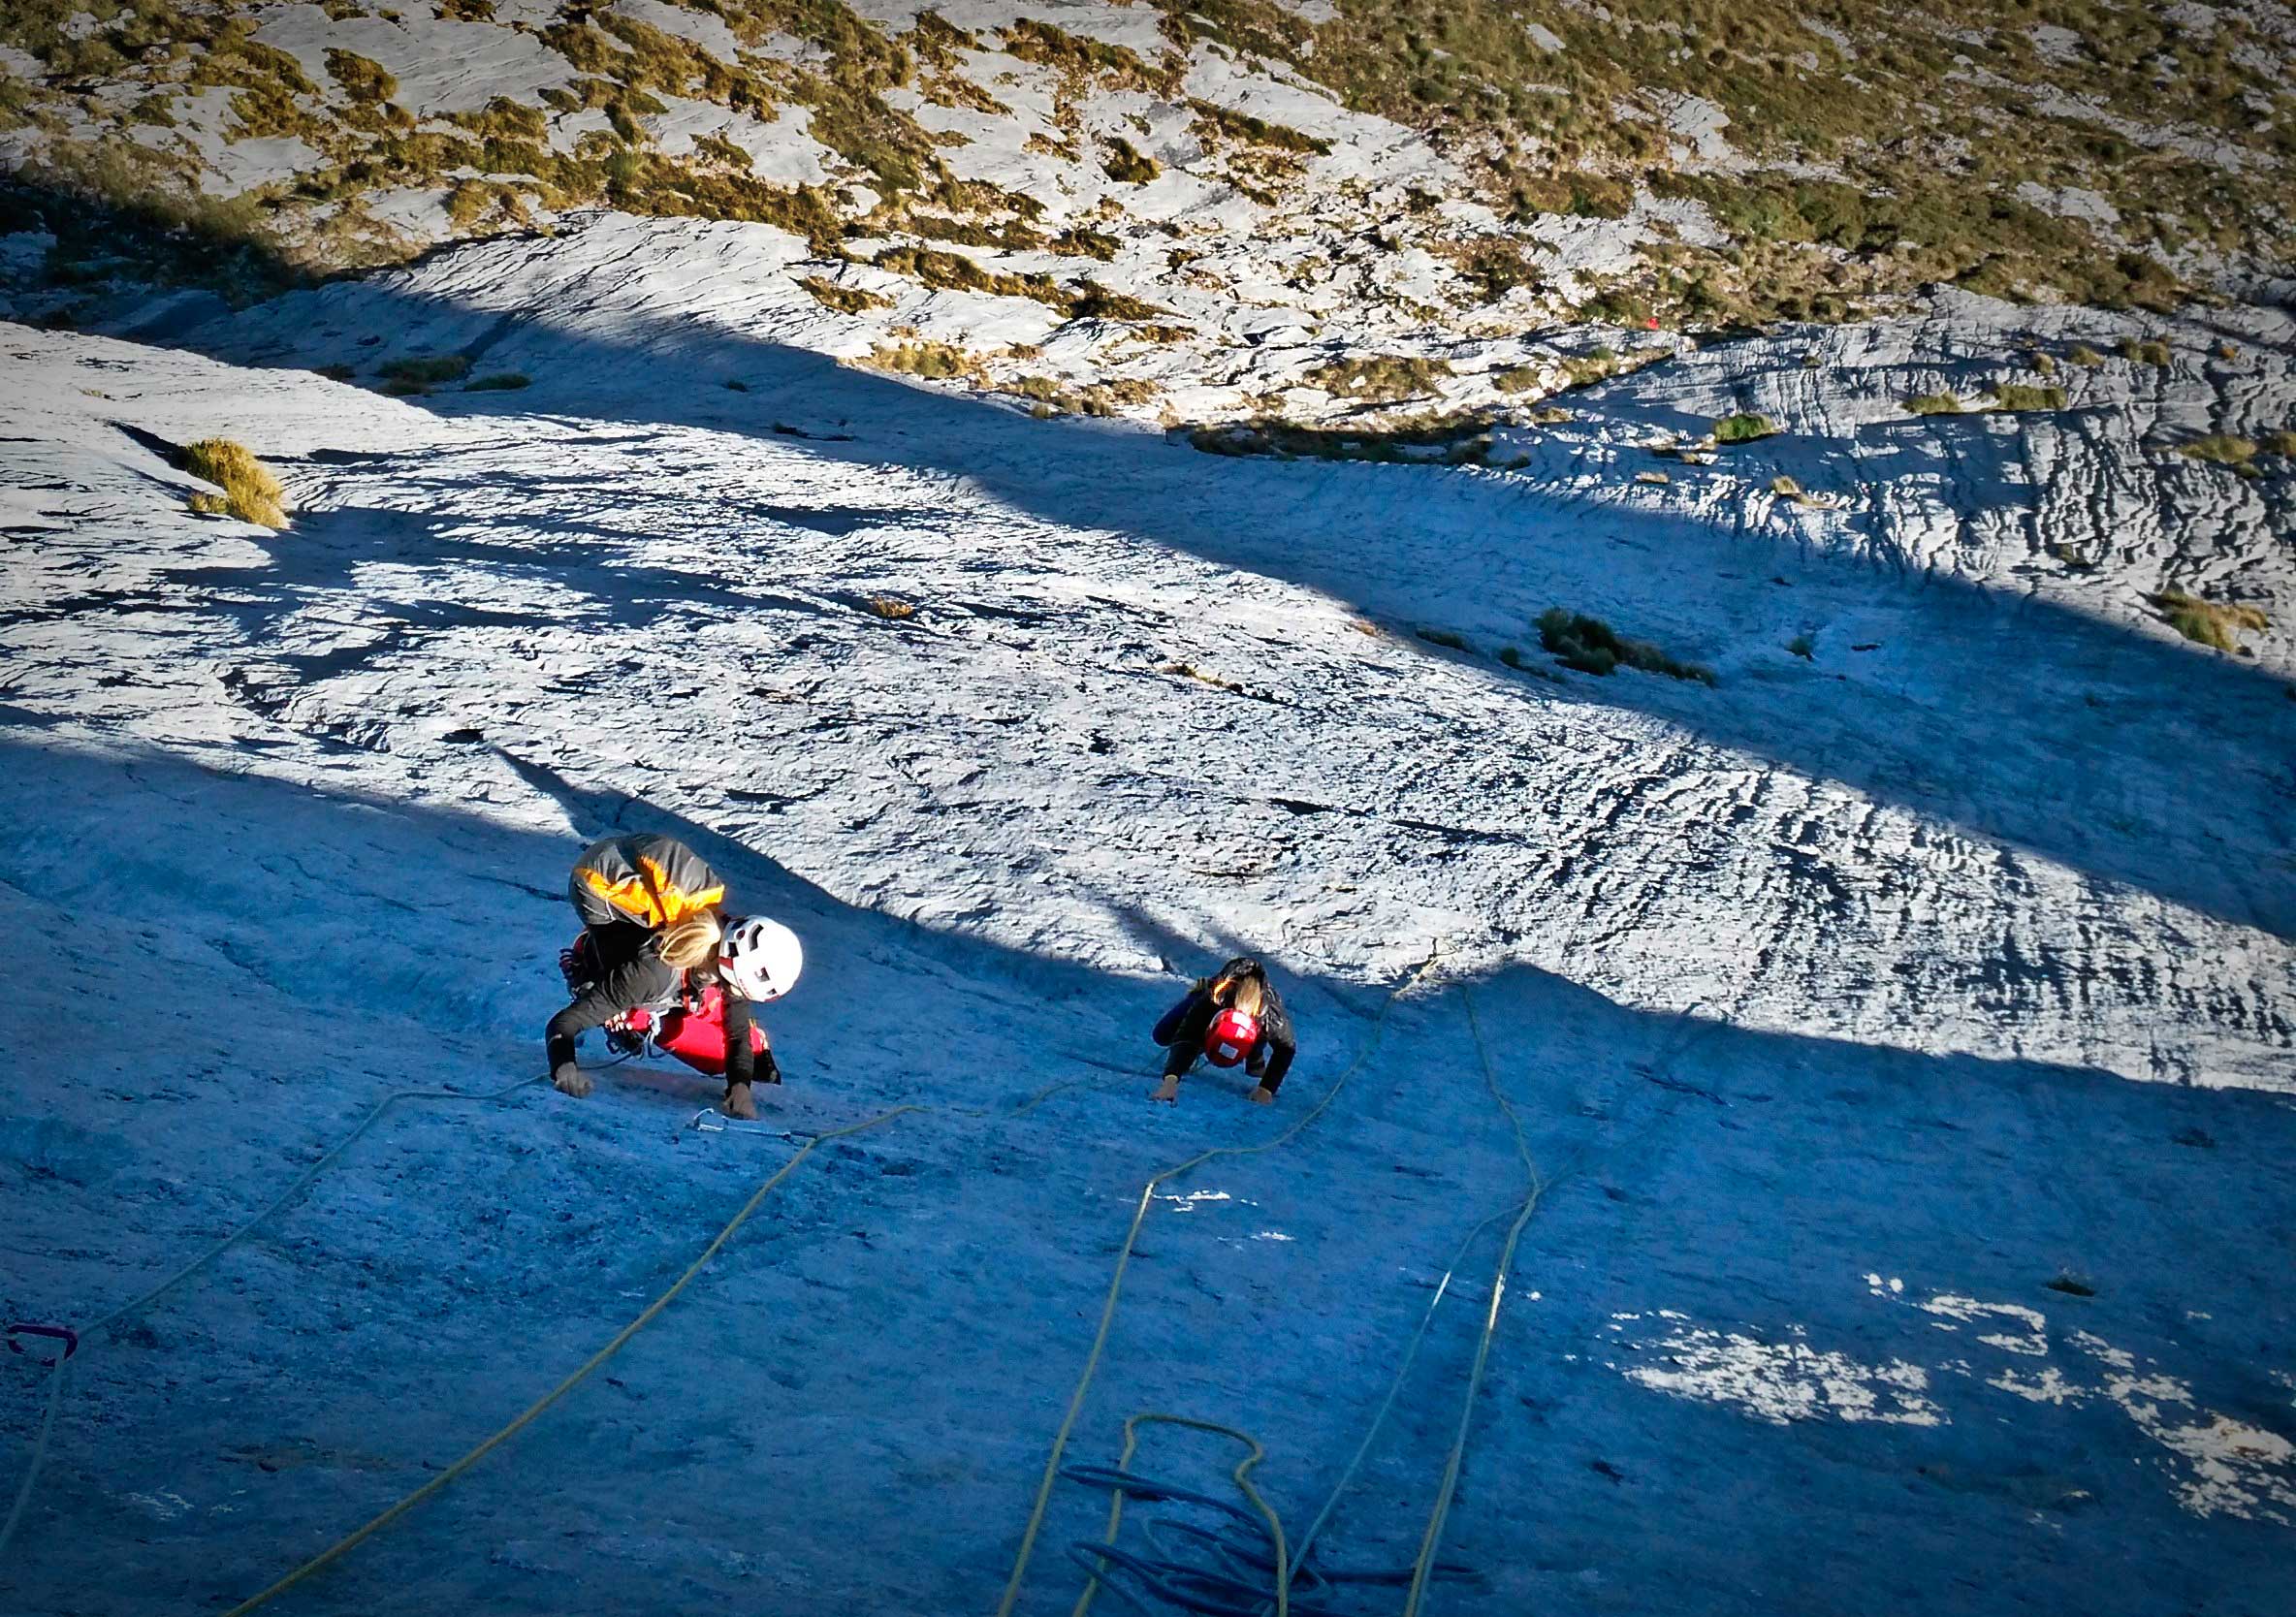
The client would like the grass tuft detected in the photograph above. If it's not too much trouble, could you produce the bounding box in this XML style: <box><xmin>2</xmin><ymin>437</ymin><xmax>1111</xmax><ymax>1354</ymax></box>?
<box><xmin>381</xmin><ymin>354</ymin><xmax>473</xmax><ymax>389</ymax></box>
<box><xmin>1713</xmin><ymin>412</ymin><xmax>1777</xmax><ymax>444</ymax></box>
<box><xmin>183</xmin><ymin>437</ymin><xmax>287</xmax><ymax>526</ymax></box>
<box><xmin>1904</xmin><ymin>394</ymin><xmax>1962</xmax><ymax>415</ymax></box>
<box><xmin>798</xmin><ymin>274</ymin><xmax>893</xmax><ymax>314</ymax></box>
<box><xmin>465</xmin><ymin>372</ymin><xmax>530</xmax><ymax>391</ymax></box>
<box><xmin>1100</xmin><ymin>137</ymin><xmax>1160</xmax><ymax>184</ymax></box>
<box><xmin>1990</xmin><ymin>384</ymin><xmax>2066</xmax><ymax>411</ymax></box>
<box><xmin>2152</xmin><ymin>588</ymin><xmax>2268</xmax><ymax>652</ymax></box>
<box><xmin>1187</xmin><ymin>411</ymin><xmax>1499</xmax><ymax>464</ymax></box>
<box><xmin>862</xmin><ymin>340</ymin><xmax>979</xmax><ymax>380</ymax></box>
<box><xmin>2179</xmin><ymin>435</ymin><xmax>2256</xmax><ymax>468</ymax></box>
<box><xmin>1537</xmin><ymin>607</ymin><xmax>1713</xmax><ymax>683</ymax></box>
<box><xmin>1305</xmin><ymin>355</ymin><xmax>1453</xmax><ymax>402</ymax></box>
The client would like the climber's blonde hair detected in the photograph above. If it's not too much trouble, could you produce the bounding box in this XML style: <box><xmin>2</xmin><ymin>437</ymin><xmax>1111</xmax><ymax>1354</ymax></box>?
<box><xmin>655</xmin><ymin>911</ymin><xmax>723</xmax><ymax>970</ymax></box>
<box><xmin>1218</xmin><ymin>972</ymin><xmax>1265</xmax><ymax>1017</ymax></box>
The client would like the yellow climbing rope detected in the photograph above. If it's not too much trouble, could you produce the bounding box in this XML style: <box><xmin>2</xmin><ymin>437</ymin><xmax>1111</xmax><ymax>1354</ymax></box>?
<box><xmin>217</xmin><ymin>1102</ymin><xmax>923</xmax><ymax>1617</ymax></box>
<box><xmin>1399</xmin><ymin>983</ymin><xmax>1545</xmax><ymax>1616</ymax></box>
<box><xmin>1062</xmin><ymin>979</ymin><xmax>1543</xmax><ymax>1617</ymax></box>
<box><xmin>0</xmin><ymin>1077</ymin><xmax>545</xmax><ymax>1568</ymax></box>
<box><xmin>1046</xmin><ymin>985</ymin><xmax>1726</xmax><ymax>1617</ymax></box>
<box><xmin>993</xmin><ymin>948</ymin><xmax>1442</xmax><ymax>1617</ymax></box>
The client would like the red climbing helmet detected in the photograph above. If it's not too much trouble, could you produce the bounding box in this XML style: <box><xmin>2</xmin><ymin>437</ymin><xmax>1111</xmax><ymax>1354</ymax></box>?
<box><xmin>1203</xmin><ymin>1007</ymin><xmax>1261</xmax><ymax>1067</ymax></box>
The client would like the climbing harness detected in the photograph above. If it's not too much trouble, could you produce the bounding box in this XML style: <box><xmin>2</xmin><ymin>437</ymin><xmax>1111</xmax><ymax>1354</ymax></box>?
<box><xmin>993</xmin><ymin>947</ymin><xmax>1444</xmax><ymax>1617</ymax></box>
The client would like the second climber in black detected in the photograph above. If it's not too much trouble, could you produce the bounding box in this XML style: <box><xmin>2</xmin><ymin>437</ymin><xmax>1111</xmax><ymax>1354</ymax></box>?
<box><xmin>1150</xmin><ymin>956</ymin><xmax>1295</xmax><ymax>1105</ymax></box>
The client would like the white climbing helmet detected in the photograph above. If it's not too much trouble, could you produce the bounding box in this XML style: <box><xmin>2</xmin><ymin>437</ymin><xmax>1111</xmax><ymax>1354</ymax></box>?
<box><xmin>719</xmin><ymin>915</ymin><xmax>803</xmax><ymax>1001</ymax></box>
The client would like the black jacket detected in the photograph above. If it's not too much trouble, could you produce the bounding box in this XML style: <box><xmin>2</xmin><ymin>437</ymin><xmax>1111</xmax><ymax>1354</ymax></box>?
<box><xmin>1153</xmin><ymin>957</ymin><xmax>1296</xmax><ymax>1091</ymax></box>
<box><xmin>546</xmin><ymin>943</ymin><xmax>775</xmax><ymax>1089</ymax></box>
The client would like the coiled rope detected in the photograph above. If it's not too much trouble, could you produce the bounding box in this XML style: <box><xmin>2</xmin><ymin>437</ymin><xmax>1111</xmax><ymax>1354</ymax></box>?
<box><xmin>1060</xmin><ymin>1203</ymin><xmax>1508</xmax><ymax>1617</ymax></box>
<box><xmin>993</xmin><ymin>948</ymin><xmax>1444</xmax><ymax>1617</ymax></box>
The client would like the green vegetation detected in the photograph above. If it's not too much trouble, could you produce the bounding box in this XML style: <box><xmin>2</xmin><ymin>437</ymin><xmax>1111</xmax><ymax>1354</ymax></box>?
<box><xmin>1536</xmin><ymin>608</ymin><xmax>1714</xmax><ymax>683</ymax></box>
<box><xmin>862</xmin><ymin>340</ymin><xmax>980</xmax><ymax>380</ymax></box>
<box><xmin>1558</xmin><ymin>348</ymin><xmax>1624</xmax><ymax>389</ymax></box>
<box><xmin>183</xmin><ymin>437</ymin><xmax>287</xmax><ymax>527</ymax></box>
<box><xmin>863</xmin><ymin>593</ymin><xmax>917</xmax><ymax>619</ymax></box>
<box><xmin>1904</xmin><ymin>394</ymin><xmax>1963</xmax><ymax>415</ymax></box>
<box><xmin>1787</xmin><ymin>633</ymin><xmax>1815</xmax><ymax>659</ymax></box>
<box><xmin>1003</xmin><ymin>17</ymin><xmax>1180</xmax><ymax>95</ymax></box>
<box><xmin>323</xmin><ymin>48</ymin><xmax>396</xmax><ymax>104</ymax></box>
<box><xmin>2067</xmin><ymin>344</ymin><xmax>2106</xmax><ymax>366</ymax></box>
<box><xmin>2263</xmin><ymin>430</ymin><xmax>2296</xmax><ymax>458</ymax></box>
<box><xmin>1989</xmin><ymin>384</ymin><xmax>2067</xmax><ymax>411</ymax></box>
<box><xmin>2179</xmin><ymin>435</ymin><xmax>2256</xmax><ymax>469</ymax></box>
<box><xmin>7</xmin><ymin>0</ymin><xmax>2287</xmax><ymax>333</ymax></box>
<box><xmin>1713</xmin><ymin>412</ymin><xmax>1777</xmax><ymax>444</ymax></box>
<box><xmin>902</xmin><ymin>210</ymin><xmax>1047</xmax><ymax>250</ymax></box>
<box><xmin>1147</xmin><ymin>0</ymin><xmax>2293</xmax><ymax>320</ymax></box>
<box><xmin>2152</xmin><ymin>588</ymin><xmax>2269</xmax><ymax>652</ymax></box>
<box><xmin>1186</xmin><ymin>98</ymin><xmax>1328</xmax><ymax>156</ymax></box>
<box><xmin>1304</xmin><ymin>355</ymin><xmax>1453</xmax><ymax>401</ymax></box>
<box><xmin>1446</xmin><ymin>237</ymin><xmax>1541</xmax><ymax>302</ymax></box>
<box><xmin>798</xmin><ymin>274</ymin><xmax>893</xmax><ymax>314</ymax></box>
<box><xmin>381</xmin><ymin>354</ymin><xmax>473</xmax><ymax>389</ymax></box>
<box><xmin>1100</xmin><ymin>137</ymin><xmax>1160</xmax><ymax>184</ymax></box>
<box><xmin>0</xmin><ymin>146</ymin><xmax>311</xmax><ymax>309</ymax></box>
<box><xmin>1050</xmin><ymin>226</ymin><xmax>1119</xmax><ymax>261</ymax></box>
<box><xmin>868</xmin><ymin>244</ymin><xmax>1167</xmax><ymax>322</ymax></box>
<box><xmin>2121</xmin><ymin>337</ymin><xmax>2173</xmax><ymax>366</ymax></box>
<box><xmin>1189</xmin><ymin>412</ymin><xmax>1503</xmax><ymax>465</ymax></box>
<box><xmin>1007</xmin><ymin>374</ymin><xmax>1162</xmax><ymax>417</ymax></box>
<box><xmin>465</xmin><ymin>371</ymin><xmax>530</xmax><ymax>391</ymax></box>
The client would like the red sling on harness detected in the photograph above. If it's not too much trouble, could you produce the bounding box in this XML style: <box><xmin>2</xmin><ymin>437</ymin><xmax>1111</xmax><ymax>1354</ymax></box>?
<box><xmin>626</xmin><ymin>984</ymin><xmax>765</xmax><ymax>1077</ymax></box>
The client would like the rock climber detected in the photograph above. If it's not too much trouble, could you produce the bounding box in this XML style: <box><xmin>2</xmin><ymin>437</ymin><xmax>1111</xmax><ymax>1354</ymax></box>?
<box><xmin>1151</xmin><ymin>956</ymin><xmax>1295</xmax><ymax>1105</ymax></box>
<box><xmin>545</xmin><ymin>833</ymin><xmax>803</xmax><ymax>1120</ymax></box>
